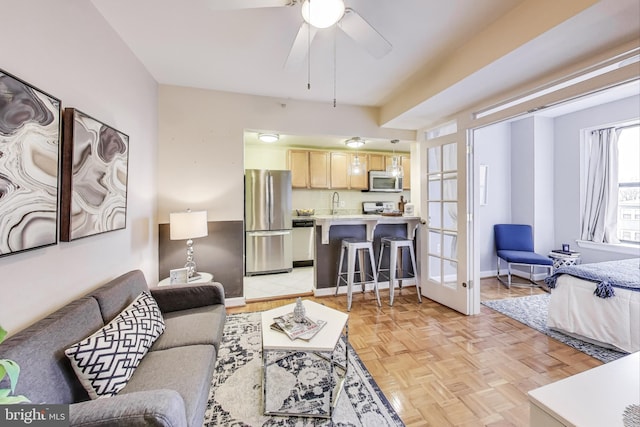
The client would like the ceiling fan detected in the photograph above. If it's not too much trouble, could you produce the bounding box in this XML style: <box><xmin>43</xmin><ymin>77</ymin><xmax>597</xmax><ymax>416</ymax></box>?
<box><xmin>206</xmin><ymin>0</ymin><xmax>392</xmax><ymax>69</ymax></box>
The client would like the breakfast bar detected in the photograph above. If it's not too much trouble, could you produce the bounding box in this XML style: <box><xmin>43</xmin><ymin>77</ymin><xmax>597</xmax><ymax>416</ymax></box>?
<box><xmin>313</xmin><ymin>215</ymin><xmax>421</xmax><ymax>244</ymax></box>
<box><xmin>313</xmin><ymin>215</ymin><xmax>422</xmax><ymax>290</ymax></box>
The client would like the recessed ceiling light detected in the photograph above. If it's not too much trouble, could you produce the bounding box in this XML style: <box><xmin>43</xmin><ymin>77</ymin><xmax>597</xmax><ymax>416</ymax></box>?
<box><xmin>345</xmin><ymin>137</ymin><xmax>365</xmax><ymax>148</ymax></box>
<box><xmin>258</xmin><ymin>133</ymin><xmax>279</xmax><ymax>143</ymax></box>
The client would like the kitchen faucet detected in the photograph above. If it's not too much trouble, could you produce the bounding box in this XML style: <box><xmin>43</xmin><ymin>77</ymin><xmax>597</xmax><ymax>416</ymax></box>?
<box><xmin>331</xmin><ymin>191</ymin><xmax>340</xmax><ymax>215</ymax></box>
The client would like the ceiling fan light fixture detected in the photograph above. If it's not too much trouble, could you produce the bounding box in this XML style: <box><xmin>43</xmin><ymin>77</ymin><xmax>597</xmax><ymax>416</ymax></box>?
<box><xmin>258</xmin><ymin>133</ymin><xmax>279</xmax><ymax>143</ymax></box>
<box><xmin>301</xmin><ymin>0</ymin><xmax>345</xmax><ymax>29</ymax></box>
<box><xmin>345</xmin><ymin>136</ymin><xmax>365</xmax><ymax>148</ymax></box>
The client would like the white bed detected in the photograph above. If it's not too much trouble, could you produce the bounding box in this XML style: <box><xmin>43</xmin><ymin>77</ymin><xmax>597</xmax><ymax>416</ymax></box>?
<box><xmin>547</xmin><ymin>266</ymin><xmax>640</xmax><ymax>354</ymax></box>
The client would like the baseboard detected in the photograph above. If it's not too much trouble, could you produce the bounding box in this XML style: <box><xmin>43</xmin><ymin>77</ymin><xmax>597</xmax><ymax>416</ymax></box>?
<box><xmin>484</xmin><ymin>269</ymin><xmax>549</xmax><ymax>281</ymax></box>
<box><xmin>225</xmin><ymin>296</ymin><xmax>246</xmax><ymax>307</ymax></box>
<box><xmin>481</xmin><ymin>270</ymin><xmax>498</xmax><ymax>278</ymax></box>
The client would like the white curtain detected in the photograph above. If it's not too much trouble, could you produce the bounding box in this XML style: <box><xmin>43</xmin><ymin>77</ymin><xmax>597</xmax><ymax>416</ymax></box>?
<box><xmin>580</xmin><ymin>128</ymin><xmax>620</xmax><ymax>243</ymax></box>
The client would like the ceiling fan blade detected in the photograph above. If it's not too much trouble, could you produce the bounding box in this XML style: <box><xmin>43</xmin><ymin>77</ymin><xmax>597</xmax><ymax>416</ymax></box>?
<box><xmin>284</xmin><ymin>22</ymin><xmax>318</xmax><ymax>70</ymax></box>
<box><xmin>206</xmin><ymin>0</ymin><xmax>292</xmax><ymax>10</ymax></box>
<box><xmin>338</xmin><ymin>8</ymin><xmax>392</xmax><ymax>59</ymax></box>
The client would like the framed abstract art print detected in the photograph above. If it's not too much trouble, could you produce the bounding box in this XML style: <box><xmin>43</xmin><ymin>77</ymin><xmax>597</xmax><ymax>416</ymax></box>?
<box><xmin>0</xmin><ymin>68</ymin><xmax>61</xmax><ymax>257</ymax></box>
<box><xmin>60</xmin><ymin>108</ymin><xmax>129</xmax><ymax>241</ymax></box>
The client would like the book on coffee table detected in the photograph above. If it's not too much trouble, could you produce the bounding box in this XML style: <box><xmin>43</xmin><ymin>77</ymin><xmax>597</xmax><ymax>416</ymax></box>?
<box><xmin>271</xmin><ymin>313</ymin><xmax>327</xmax><ymax>341</ymax></box>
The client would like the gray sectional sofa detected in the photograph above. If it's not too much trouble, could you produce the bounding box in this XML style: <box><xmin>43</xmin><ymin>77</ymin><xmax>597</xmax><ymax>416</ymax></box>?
<box><xmin>0</xmin><ymin>270</ymin><xmax>226</xmax><ymax>427</ymax></box>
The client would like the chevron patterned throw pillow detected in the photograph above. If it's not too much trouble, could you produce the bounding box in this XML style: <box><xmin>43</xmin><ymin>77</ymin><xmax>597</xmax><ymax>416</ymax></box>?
<box><xmin>65</xmin><ymin>291</ymin><xmax>165</xmax><ymax>399</ymax></box>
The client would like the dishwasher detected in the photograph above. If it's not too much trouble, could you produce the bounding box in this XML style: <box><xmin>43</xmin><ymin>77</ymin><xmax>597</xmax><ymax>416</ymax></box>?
<box><xmin>292</xmin><ymin>218</ymin><xmax>315</xmax><ymax>267</ymax></box>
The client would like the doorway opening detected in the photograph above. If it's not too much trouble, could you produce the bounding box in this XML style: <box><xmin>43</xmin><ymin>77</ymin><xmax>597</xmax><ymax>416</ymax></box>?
<box><xmin>472</xmin><ymin>80</ymin><xmax>640</xmax><ymax>304</ymax></box>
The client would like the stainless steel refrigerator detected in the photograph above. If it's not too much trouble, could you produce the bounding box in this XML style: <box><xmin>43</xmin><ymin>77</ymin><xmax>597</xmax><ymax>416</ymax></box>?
<box><xmin>245</xmin><ymin>169</ymin><xmax>293</xmax><ymax>275</ymax></box>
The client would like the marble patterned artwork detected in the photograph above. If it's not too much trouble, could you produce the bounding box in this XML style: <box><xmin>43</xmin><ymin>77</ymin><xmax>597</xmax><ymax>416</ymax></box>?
<box><xmin>0</xmin><ymin>69</ymin><xmax>61</xmax><ymax>257</ymax></box>
<box><xmin>61</xmin><ymin>109</ymin><xmax>128</xmax><ymax>241</ymax></box>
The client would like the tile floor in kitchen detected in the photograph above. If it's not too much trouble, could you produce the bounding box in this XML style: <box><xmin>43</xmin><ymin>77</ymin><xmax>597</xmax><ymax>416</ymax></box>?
<box><xmin>243</xmin><ymin>266</ymin><xmax>314</xmax><ymax>300</ymax></box>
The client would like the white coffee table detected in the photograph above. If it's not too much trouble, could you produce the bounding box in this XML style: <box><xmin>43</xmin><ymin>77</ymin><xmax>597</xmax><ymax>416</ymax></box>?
<box><xmin>261</xmin><ymin>300</ymin><xmax>349</xmax><ymax>418</ymax></box>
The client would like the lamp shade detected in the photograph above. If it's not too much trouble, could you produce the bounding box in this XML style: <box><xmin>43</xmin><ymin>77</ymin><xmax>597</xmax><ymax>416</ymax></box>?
<box><xmin>170</xmin><ymin>210</ymin><xmax>208</xmax><ymax>240</ymax></box>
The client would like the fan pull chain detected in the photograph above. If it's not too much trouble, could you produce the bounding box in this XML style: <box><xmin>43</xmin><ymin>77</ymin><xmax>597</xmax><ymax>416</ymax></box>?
<box><xmin>333</xmin><ymin>26</ymin><xmax>337</xmax><ymax>107</ymax></box>
<box><xmin>307</xmin><ymin>0</ymin><xmax>311</xmax><ymax>90</ymax></box>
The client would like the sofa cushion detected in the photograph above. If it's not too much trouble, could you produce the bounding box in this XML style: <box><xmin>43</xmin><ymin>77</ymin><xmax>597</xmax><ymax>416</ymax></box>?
<box><xmin>65</xmin><ymin>292</ymin><xmax>165</xmax><ymax>399</ymax></box>
<box><xmin>91</xmin><ymin>270</ymin><xmax>149</xmax><ymax>324</ymax></box>
<box><xmin>150</xmin><ymin>282</ymin><xmax>225</xmax><ymax>313</ymax></box>
<box><xmin>150</xmin><ymin>304</ymin><xmax>226</xmax><ymax>352</ymax></box>
<box><xmin>121</xmin><ymin>345</ymin><xmax>216</xmax><ymax>427</ymax></box>
<box><xmin>0</xmin><ymin>297</ymin><xmax>104</xmax><ymax>404</ymax></box>
<box><xmin>70</xmin><ymin>389</ymin><xmax>187</xmax><ymax>427</ymax></box>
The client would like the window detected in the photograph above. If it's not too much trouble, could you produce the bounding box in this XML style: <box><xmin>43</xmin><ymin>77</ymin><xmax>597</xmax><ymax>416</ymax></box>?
<box><xmin>617</xmin><ymin>125</ymin><xmax>640</xmax><ymax>243</ymax></box>
<box><xmin>581</xmin><ymin>122</ymin><xmax>639</xmax><ymax>245</ymax></box>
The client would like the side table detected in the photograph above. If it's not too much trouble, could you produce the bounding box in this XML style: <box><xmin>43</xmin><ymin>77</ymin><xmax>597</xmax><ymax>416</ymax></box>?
<box><xmin>548</xmin><ymin>252</ymin><xmax>581</xmax><ymax>271</ymax></box>
<box><xmin>528</xmin><ymin>352</ymin><xmax>639</xmax><ymax>427</ymax></box>
<box><xmin>158</xmin><ymin>272</ymin><xmax>213</xmax><ymax>287</ymax></box>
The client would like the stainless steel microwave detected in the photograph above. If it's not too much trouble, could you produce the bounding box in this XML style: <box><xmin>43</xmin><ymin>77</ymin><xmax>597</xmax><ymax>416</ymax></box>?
<box><xmin>368</xmin><ymin>171</ymin><xmax>402</xmax><ymax>192</ymax></box>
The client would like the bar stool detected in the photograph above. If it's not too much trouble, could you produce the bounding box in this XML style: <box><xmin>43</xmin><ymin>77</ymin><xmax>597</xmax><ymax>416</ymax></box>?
<box><xmin>377</xmin><ymin>236</ymin><xmax>421</xmax><ymax>306</ymax></box>
<box><xmin>335</xmin><ymin>238</ymin><xmax>381</xmax><ymax>311</ymax></box>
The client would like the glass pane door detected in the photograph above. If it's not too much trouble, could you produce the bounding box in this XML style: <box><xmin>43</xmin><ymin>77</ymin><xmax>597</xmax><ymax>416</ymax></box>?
<box><xmin>427</xmin><ymin>144</ymin><xmax>458</xmax><ymax>288</ymax></box>
<box><xmin>421</xmin><ymin>133</ymin><xmax>470</xmax><ymax>315</ymax></box>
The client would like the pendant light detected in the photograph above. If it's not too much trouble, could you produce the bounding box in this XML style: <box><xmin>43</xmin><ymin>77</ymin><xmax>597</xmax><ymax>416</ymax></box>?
<box><xmin>387</xmin><ymin>139</ymin><xmax>403</xmax><ymax>178</ymax></box>
<box><xmin>350</xmin><ymin>153</ymin><xmax>364</xmax><ymax>176</ymax></box>
<box><xmin>345</xmin><ymin>137</ymin><xmax>366</xmax><ymax>176</ymax></box>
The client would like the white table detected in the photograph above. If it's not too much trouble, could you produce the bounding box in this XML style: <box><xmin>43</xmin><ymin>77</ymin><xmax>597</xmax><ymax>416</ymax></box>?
<box><xmin>157</xmin><ymin>272</ymin><xmax>213</xmax><ymax>287</ymax></box>
<box><xmin>528</xmin><ymin>352</ymin><xmax>640</xmax><ymax>426</ymax></box>
<box><xmin>548</xmin><ymin>251</ymin><xmax>581</xmax><ymax>270</ymax></box>
<box><xmin>261</xmin><ymin>300</ymin><xmax>349</xmax><ymax>418</ymax></box>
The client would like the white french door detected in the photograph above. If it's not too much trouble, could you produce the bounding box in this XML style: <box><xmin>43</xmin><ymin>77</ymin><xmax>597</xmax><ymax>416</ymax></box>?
<box><xmin>419</xmin><ymin>131</ymin><xmax>472</xmax><ymax>314</ymax></box>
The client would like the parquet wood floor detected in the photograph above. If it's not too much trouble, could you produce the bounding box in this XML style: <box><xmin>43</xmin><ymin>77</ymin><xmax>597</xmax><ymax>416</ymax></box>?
<box><xmin>227</xmin><ymin>278</ymin><xmax>602</xmax><ymax>426</ymax></box>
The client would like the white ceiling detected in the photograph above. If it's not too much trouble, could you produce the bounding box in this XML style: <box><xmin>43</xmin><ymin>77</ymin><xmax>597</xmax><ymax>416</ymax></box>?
<box><xmin>91</xmin><ymin>0</ymin><xmax>640</xmax><ymax>139</ymax></box>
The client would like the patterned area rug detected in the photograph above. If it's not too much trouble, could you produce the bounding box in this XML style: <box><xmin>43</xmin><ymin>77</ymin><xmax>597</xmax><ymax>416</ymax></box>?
<box><xmin>203</xmin><ymin>312</ymin><xmax>405</xmax><ymax>426</ymax></box>
<box><xmin>482</xmin><ymin>294</ymin><xmax>628</xmax><ymax>363</ymax></box>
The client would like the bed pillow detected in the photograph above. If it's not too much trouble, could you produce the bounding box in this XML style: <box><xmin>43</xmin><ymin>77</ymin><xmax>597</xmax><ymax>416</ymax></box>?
<box><xmin>65</xmin><ymin>291</ymin><xmax>165</xmax><ymax>399</ymax></box>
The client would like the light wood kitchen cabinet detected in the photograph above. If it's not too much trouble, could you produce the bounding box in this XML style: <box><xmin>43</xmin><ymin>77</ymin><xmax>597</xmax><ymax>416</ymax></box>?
<box><xmin>330</xmin><ymin>152</ymin><xmax>368</xmax><ymax>189</ymax></box>
<box><xmin>349</xmin><ymin>153</ymin><xmax>368</xmax><ymax>189</ymax></box>
<box><xmin>309</xmin><ymin>151</ymin><xmax>330</xmax><ymax>188</ymax></box>
<box><xmin>402</xmin><ymin>156</ymin><xmax>411</xmax><ymax>189</ymax></box>
<box><xmin>288</xmin><ymin>148</ymin><xmax>409</xmax><ymax>190</ymax></box>
<box><xmin>368</xmin><ymin>154</ymin><xmax>385</xmax><ymax>171</ymax></box>
<box><xmin>288</xmin><ymin>150</ymin><xmax>309</xmax><ymax>188</ymax></box>
<box><xmin>385</xmin><ymin>155</ymin><xmax>411</xmax><ymax>189</ymax></box>
<box><xmin>288</xmin><ymin>149</ymin><xmax>330</xmax><ymax>189</ymax></box>
<box><xmin>330</xmin><ymin>152</ymin><xmax>349</xmax><ymax>189</ymax></box>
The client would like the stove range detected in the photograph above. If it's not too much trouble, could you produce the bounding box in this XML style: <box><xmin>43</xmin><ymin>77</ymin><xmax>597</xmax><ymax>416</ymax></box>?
<box><xmin>362</xmin><ymin>201</ymin><xmax>395</xmax><ymax>214</ymax></box>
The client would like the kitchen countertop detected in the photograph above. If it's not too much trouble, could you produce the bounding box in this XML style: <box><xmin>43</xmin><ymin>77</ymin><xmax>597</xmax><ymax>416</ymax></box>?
<box><xmin>312</xmin><ymin>214</ymin><xmax>422</xmax><ymax>244</ymax></box>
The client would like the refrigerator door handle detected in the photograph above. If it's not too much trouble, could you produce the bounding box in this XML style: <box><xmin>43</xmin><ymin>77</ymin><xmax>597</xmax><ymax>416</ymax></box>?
<box><xmin>268</xmin><ymin>174</ymin><xmax>274</xmax><ymax>226</ymax></box>
<box><xmin>265</xmin><ymin>173</ymin><xmax>271</xmax><ymax>225</ymax></box>
<box><xmin>247</xmin><ymin>230</ymin><xmax>291</xmax><ymax>237</ymax></box>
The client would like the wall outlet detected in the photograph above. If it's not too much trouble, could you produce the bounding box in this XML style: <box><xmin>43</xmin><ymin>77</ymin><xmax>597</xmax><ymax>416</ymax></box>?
<box><xmin>340</xmin><ymin>201</ymin><xmax>346</xmax><ymax>208</ymax></box>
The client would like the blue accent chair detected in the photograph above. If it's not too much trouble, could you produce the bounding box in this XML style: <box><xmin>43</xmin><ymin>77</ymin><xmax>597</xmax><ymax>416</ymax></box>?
<box><xmin>494</xmin><ymin>224</ymin><xmax>553</xmax><ymax>288</ymax></box>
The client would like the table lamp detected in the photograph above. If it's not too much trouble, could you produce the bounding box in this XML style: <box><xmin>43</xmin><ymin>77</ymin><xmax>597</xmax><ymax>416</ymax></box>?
<box><xmin>170</xmin><ymin>209</ymin><xmax>208</xmax><ymax>280</ymax></box>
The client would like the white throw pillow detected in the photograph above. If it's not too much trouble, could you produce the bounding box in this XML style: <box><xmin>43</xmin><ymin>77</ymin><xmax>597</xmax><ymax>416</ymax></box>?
<box><xmin>65</xmin><ymin>291</ymin><xmax>165</xmax><ymax>399</ymax></box>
